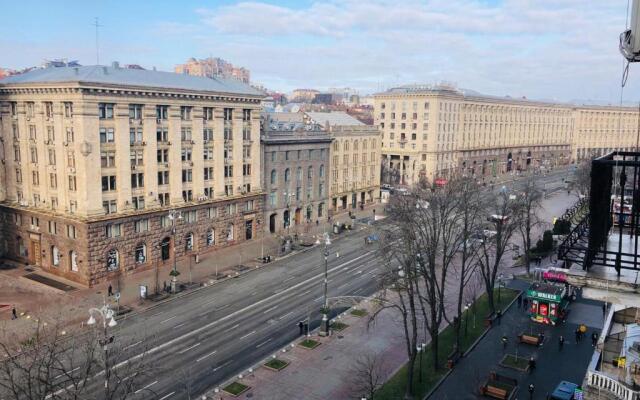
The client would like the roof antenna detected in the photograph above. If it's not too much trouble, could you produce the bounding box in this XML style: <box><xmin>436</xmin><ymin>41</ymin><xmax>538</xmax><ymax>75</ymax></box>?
<box><xmin>93</xmin><ymin>17</ymin><xmax>103</xmax><ymax>65</ymax></box>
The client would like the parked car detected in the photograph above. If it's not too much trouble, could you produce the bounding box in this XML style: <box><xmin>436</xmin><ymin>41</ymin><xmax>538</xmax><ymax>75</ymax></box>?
<box><xmin>549</xmin><ymin>381</ymin><xmax>579</xmax><ymax>400</ymax></box>
<box><xmin>365</xmin><ymin>234</ymin><xmax>380</xmax><ymax>244</ymax></box>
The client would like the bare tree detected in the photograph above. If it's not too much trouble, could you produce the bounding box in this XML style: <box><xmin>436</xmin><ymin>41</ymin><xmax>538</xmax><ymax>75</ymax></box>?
<box><xmin>348</xmin><ymin>352</ymin><xmax>388</xmax><ymax>400</ymax></box>
<box><xmin>515</xmin><ymin>177</ymin><xmax>544</xmax><ymax>276</ymax></box>
<box><xmin>478</xmin><ymin>190</ymin><xmax>521</xmax><ymax>314</ymax></box>
<box><xmin>0</xmin><ymin>321</ymin><xmax>154</xmax><ymax>400</ymax></box>
<box><xmin>572</xmin><ymin>159</ymin><xmax>592</xmax><ymax>197</ymax></box>
<box><xmin>445</xmin><ymin>178</ymin><xmax>485</xmax><ymax>352</ymax></box>
<box><xmin>370</xmin><ymin>224</ymin><xmax>421</xmax><ymax>399</ymax></box>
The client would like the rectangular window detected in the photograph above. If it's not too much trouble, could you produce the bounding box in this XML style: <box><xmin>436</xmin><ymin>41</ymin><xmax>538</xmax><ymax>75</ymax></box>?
<box><xmin>180</xmin><ymin>106</ymin><xmax>192</xmax><ymax>121</ymax></box>
<box><xmin>130</xmin><ymin>150</ymin><xmax>144</xmax><ymax>166</ymax></box>
<box><xmin>47</xmin><ymin>126</ymin><xmax>55</xmax><ymax>142</ymax></box>
<box><xmin>242</xmin><ymin>146</ymin><xmax>251</xmax><ymax>159</ymax></box>
<box><xmin>14</xmin><ymin>146</ymin><xmax>20</xmax><ymax>162</ymax></box>
<box><xmin>102</xmin><ymin>200</ymin><xmax>117</xmax><ymax>214</ymax></box>
<box><xmin>26</xmin><ymin>102</ymin><xmax>34</xmax><ymax>118</ymax></box>
<box><xmin>207</xmin><ymin>207</ymin><xmax>218</xmax><ymax>219</ymax></box>
<box><xmin>32</xmin><ymin>171</ymin><xmax>39</xmax><ymax>186</ymax></box>
<box><xmin>98</xmin><ymin>103</ymin><xmax>114</xmax><ymax>119</ymax></box>
<box><xmin>48</xmin><ymin>220</ymin><xmax>57</xmax><ymax>234</ymax></box>
<box><xmin>49</xmin><ymin>173</ymin><xmax>57</xmax><ymax>189</ymax></box>
<box><xmin>15</xmin><ymin>168</ymin><xmax>22</xmax><ymax>183</ymax></box>
<box><xmin>67</xmin><ymin>225</ymin><xmax>77</xmax><ymax>239</ymax></box>
<box><xmin>101</xmin><ymin>175</ymin><xmax>117</xmax><ymax>191</ymax></box>
<box><xmin>204</xmin><ymin>147</ymin><xmax>214</xmax><ymax>160</ymax></box>
<box><xmin>157</xmin><ymin>171</ymin><xmax>169</xmax><ymax>185</ymax></box>
<box><xmin>158</xmin><ymin>193</ymin><xmax>170</xmax><ymax>206</ymax></box>
<box><xmin>184</xmin><ymin>210</ymin><xmax>197</xmax><ymax>223</ymax></box>
<box><xmin>269</xmin><ymin>192</ymin><xmax>277</xmax><ymax>206</ymax></box>
<box><xmin>129</xmin><ymin>104</ymin><xmax>143</xmax><ymax>119</ymax></box>
<box><xmin>105</xmin><ymin>223</ymin><xmax>122</xmax><ymax>238</ymax></box>
<box><xmin>242</xmin><ymin>164</ymin><xmax>251</xmax><ymax>176</ymax></box>
<box><xmin>181</xmin><ymin>127</ymin><xmax>192</xmax><ymax>141</ymax></box>
<box><xmin>182</xmin><ymin>190</ymin><xmax>193</xmax><ymax>202</ymax></box>
<box><xmin>131</xmin><ymin>173</ymin><xmax>144</xmax><ymax>188</ymax></box>
<box><xmin>203</xmin><ymin>128</ymin><xmax>213</xmax><ymax>141</ymax></box>
<box><xmin>134</xmin><ymin>218</ymin><xmax>149</xmax><ymax>233</ymax></box>
<box><xmin>64</xmin><ymin>102</ymin><xmax>73</xmax><ymax>118</ymax></box>
<box><xmin>181</xmin><ymin>149</ymin><xmax>192</xmax><ymax>161</ymax></box>
<box><xmin>156</xmin><ymin>105</ymin><xmax>168</xmax><ymax>120</ymax></box>
<box><xmin>156</xmin><ymin>128</ymin><xmax>169</xmax><ymax>142</ymax></box>
<box><xmin>99</xmin><ymin>128</ymin><xmax>115</xmax><ymax>143</ymax></box>
<box><xmin>182</xmin><ymin>169</ymin><xmax>192</xmax><ymax>183</ymax></box>
<box><xmin>129</xmin><ymin>127</ymin><xmax>143</xmax><ymax>145</ymax></box>
<box><xmin>203</xmin><ymin>107</ymin><xmax>214</xmax><ymax>121</ymax></box>
<box><xmin>66</xmin><ymin>127</ymin><xmax>74</xmax><ymax>143</ymax></box>
<box><xmin>204</xmin><ymin>167</ymin><xmax>214</xmax><ymax>181</ymax></box>
<box><xmin>51</xmin><ymin>197</ymin><xmax>58</xmax><ymax>211</ymax></box>
<box><xmin>29</xmin><ymin>125</ymin><xmax>36</xmax><ymax>140</ymax></box>
<box><xmin>69</xmin><ymin>200</ymin><xmax>77</xmax><ymax>213</ymax></box>
<box><xmin>245</xmin><ymin>200</ymin><xmax>254</xmax><ymax>211</ymax></box>
<box><xmin>48</xmin><ymin>149</ymin><xmax>56</xmax><ymax>165</ymax></box>
<box><xmin>157</xmin><ymin>149</ymin><xmax>169</xmax><ymax>164</ymax></box>
<box><xmin>44</xmin><ymin>102</ymin><xmax>54</xmax><ymax>119</ymax></box>
<box><xmin>68</xmin><ymin>175</ymin><xmax>77</xmax><ymax>191</ymax></box>
<box><xmin>132</xmin><ymin>196</ymin><xmax>145</xmax><ymax>210</ymax></box>
<box><xmin>100</xmin><ymin>151</ymin><xmax>116</xmax><ymax>167</ymax></box>
<box><xmin>224</xmin><ymin>165</ymin><xmax>233</xmax><ymax>178</ymax></box>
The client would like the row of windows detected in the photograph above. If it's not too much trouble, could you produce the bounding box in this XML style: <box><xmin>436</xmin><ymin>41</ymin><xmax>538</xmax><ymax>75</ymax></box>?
<box><xmin>98</xmin><ymin>103</ymin><xmax>250</xmax><ymax>122</ymax></box>
<box><xmin>267</xmin><ymin>149</ymin><xmax>326</xmax><ymax>162</ymax></box>
<box><xmin>99</xmin><ymin>127</ymin><xmax>252</xmax><ymax>144</ymax></box>
<box><xmin>269</xmin><ymin>165</ymin><xmax>325</xmax><ymax>186</ymax></box>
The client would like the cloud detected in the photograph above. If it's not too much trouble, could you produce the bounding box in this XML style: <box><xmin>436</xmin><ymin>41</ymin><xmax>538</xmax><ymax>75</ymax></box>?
<box><xmin>164</xmin><ymin>0</ymin><xmax>640</xmax><ymax>102</ymax></box>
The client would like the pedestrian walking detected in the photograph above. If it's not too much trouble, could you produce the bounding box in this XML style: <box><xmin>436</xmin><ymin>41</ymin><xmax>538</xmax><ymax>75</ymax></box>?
<box><xmin>528</xmin><ymin>357</ymin><xmax>536</xmax><ymax>373</ymax></box>
<box><xmin>575</xmin><ymin>328</ymin><xmax>581</xmax><ymax>343</ymax></box>
<box><xmin>501</xmin><ymin>335</ymin><xmax>508</xmax><ymax>350</ymax></box>
<box><xmin>528</xmin><ymin>383</ymin><xmax>535</xmax><ymax>400</ymax></box>
<box><xmin>602</xmin><ymin>303</ymin><xmax>607</xmax><ymax>317</ymax></box>
<box><xmin>517</xmin><ymin>294</ymin><xmax>522</xmax><ymax>309</ymax></box>
<box><xmin>592</xmin><ymin>332</ymin><xmax>599</xmax><ymax>347</ymax></box>
<box><xmin>298</xmin><ymin>321</ymin><xmax>304</xmax><ymax>336</ymax></box>
<box><xmin>559</xmin><ymin>335</ymin><xmax>565</xmax><ymax>351</ymax></box>
<box><xmin>11</xmin><ymin>306</ymin><xmax>17</xmax><ymax>320</ymax></box>
<box><xmin>523</xmin><ymin>297</ymin><xmax>529</xmax><ymax>310</ymax></box>
<box><xmin>108</xmin><ymin>283</ymin><xmax>113</xmax><ymax>297</ymax></box>
<box><xmin>538</xmin><ymin>332</ymin><xmax>545</xmax><ymax>347</ymax></box>
<box><xmin>496</xmin><ymin>310</ymin><xmax>502</xmax><ymax>325</ymax></box>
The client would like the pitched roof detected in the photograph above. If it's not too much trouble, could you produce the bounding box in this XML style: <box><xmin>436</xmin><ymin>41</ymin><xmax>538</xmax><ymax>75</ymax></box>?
<box><xmin>305</xmin><ymin>111</ymin><xmax>364</xmax><ymax>126</ymax></box>
<box><xmin>0</xmin><ymin>65</ymin><xmax>263</xmax><ymax>96</ymax></box>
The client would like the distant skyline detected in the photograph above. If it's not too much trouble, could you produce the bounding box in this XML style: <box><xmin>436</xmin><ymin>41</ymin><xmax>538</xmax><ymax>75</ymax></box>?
<box><xmin>2</xmin><ymin>0</ymin><xmax>640</xmax><ymax>103</ymax></box>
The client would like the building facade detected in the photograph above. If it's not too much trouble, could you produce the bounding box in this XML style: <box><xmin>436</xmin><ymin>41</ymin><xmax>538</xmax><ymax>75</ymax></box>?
<box><xmin>174</xmin><ymin>57</ymin><xmax>250</xmax><ymax>84</ymax></box>
<box><xmin>0</xmin><ymin>65</ymin><xmax>263</xmax><ymax>286</ymax></box>
<box><xmin>374</xmin><ymin>85</ymin><xmax>639</xmax><ymax>185</ymax></box>
<box><xmin>261</xmin><ymin>117</ymin><xmax>331</xmax><ymax>235</ymax></box>
<box><xmin>305</xmin><ymin>112</ymin><xmax>381</xmax><ymax>212</ymax></box>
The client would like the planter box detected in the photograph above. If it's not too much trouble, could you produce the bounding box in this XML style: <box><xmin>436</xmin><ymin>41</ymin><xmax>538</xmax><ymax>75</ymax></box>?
<box><xmin>299</xmin><ymin>339</ymin><xmax>321</xmax><ymax>349</ymax></box>
<box><xmin>263</xmin><ymin>358</ymin><xmax>290</xmax><ymax>371</ymax></box>
<box><xmin>222</xmin><ymin>381</ymin><xmax>250</xmax><ymax>397</ymax></box>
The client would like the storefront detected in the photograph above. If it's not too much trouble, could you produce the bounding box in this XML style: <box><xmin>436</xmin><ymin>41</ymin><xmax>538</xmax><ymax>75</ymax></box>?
<box><xmin>526</xmin><ymin>282</ymin><xmax>569</xmax><ymax>325</ymax></box>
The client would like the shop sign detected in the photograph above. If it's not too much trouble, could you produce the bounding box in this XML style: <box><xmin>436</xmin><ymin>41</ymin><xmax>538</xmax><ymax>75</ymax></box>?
<box><xmin>543</xmin><ymin>270</ymin><xmax>567</xmax><ymax>282</ymax></box>
<box><xmin>527</xmin><ymin>290</ymin><xmax>560</xmax><ymax>302</ymax></box>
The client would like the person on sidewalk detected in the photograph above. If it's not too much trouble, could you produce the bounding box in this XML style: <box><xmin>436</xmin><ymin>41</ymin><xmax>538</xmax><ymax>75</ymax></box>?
<box><xmin>575</xmin><ymin>328</ymin><xmax>581</xmax><ymax>343</ymax></box>
<box><xmin>496</xmin><ymin>310</ymin><xmax>502</xmax><ymax>325</ymax></box>
<box><xmin>602</xmin><ymin>303</ymin><xmax>607</xmax><ymax>317</ymax></box>
<box><xmin>11</xmin><ymin>306</ymin><xmax>17</xmax><ymax>320</ymax></box>
<box><xmin>528</xmin><ymin>383</ymin><xmax>535</xmax><ymax>400</ymax></box>
<box><xmin>558</xmin><ymin>335</ymin><xmax>565</xmax><ymax>351</ymax></box>
<box><xmin>501</xmin><ymin>335</ymin><xmax>508</xmax><ymax>350</ymax></box>
<box><xmin>108</xmin><ymin>284</ymin><xmax>113</xmax><ymax>297</ymax></box>
<box><xmin>528</xmin><ymin>357</ymin><xmax>536</xmax><ymax>373</ymax></box>
<box><xmin>592</xmin><ymin>332</ymin><xmax>599</xmax><ymax>347</ymax></box>
<box><xmin>517</xmin><ymin>294</ymin><xmax>522</xmax><ymax>309</ymax></box>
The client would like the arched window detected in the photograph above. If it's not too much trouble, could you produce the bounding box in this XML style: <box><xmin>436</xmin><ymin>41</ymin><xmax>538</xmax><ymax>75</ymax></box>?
<box><xmin>106</xmin><ymin>249</ymin><xmax>119</xmax><ymax>271</ymax></box>
<box><xmin>51</xmin><ymin>246</ymin><xmax>60</xmax><ymax>267</ymax></box>
<box><xmin>160</xmin><ymin>237</ymin><xmax>171</xmax><ymax>260</ymax></box>
<box><xmin>354</xmin><ymin>140</ymin><xmax>359</xmax><ymax>150</ymax></box>
<box><xmin>344</xmin><ymin>141</ymin><xmax>349</xmax><ymax>151</ymax></box>
<box><xmin>319</xmin><ymin>165</ymin><xmax>325</xmax><ymax>178</ymax></box>
<box><xmin>206</xmin><ymin>228</ymin><xmax>215</xmax><ymax>246</ymax></box>
<box><xmin>284</xmin><ymin>168</ymin><xmax>291</xmax><ymax>183</ymax></box>
<box><xmin>333</xmin><ymin>141</ymin><xmax>339</xmax><ymax>151</ymax></box>
<box><xmin>296</xmin><ymin>167</ymin><xmax>302</xmax><ymax>183</ymax></box>
<box><xmin>227</xmin><ymin>224</ymin><xmax>234</xmax><ymax>241</ymax></box>
<box><xmin>69</xmin><ymin>250</ymin><xmax>78</xmax><ymax>272</ymax></box>
<box><xmin>135</xmin><ymin>243</ymin><xmax>146</xmax><ymax>264</ymax></box>
<box><xmin>270</xmin><ymin>170</ymin><xmax>277</xmax><ymax>185</ymax></box>
<box><xmin>307</xmin><ymin>166</ymin><xmax>313</xmax><ymax>181</ymax></box>
<box><xmin>185</xmin><ymin>233</ymin><xmax>194</xmax><ymax>251</ymax></box>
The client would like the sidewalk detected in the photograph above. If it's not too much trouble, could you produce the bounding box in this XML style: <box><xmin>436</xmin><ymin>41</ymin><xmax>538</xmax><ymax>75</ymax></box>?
<box><xmin>206</xmin><ymin>299</ymin><xmax>408</xmax><ymax>400</ymax></box>
<box><xmin>0</xmin><ymin>203</ymin><xmax>381</xmax><ymax>344</ymax></box>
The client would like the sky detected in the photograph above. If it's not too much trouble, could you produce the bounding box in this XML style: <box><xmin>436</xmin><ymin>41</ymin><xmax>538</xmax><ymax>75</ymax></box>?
<box><xmin>2</xmin><ymin>0</ymin><xmax>640</xmax><ymax>103</ymax></box>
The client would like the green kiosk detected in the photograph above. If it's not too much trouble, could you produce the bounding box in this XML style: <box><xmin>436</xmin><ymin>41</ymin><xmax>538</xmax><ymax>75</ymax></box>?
<box><xmin>526</xmin><ymin>282</ymin><xmax>569</xmax><ymax>325</ymax></box>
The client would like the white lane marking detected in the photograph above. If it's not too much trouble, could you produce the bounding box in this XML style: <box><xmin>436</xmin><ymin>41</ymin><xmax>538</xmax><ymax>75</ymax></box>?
<box><xmin>215</xmin><ymin>304</ymin><xmax>230</xmax><ymax>311</ymax></box>
<box><xmin>196</xmin><ymin>350</ymin><xmax>217</xmax><ymax>362</ymax></box>
<box><xmin>354</xmin><ymin>288</ymin><xmax>363</xmax><ymax>295</ymax></box>
<box><xmin>263</xmin><ymin>305</ymin><xmax>278</xmax><ymax>314</ymax></box>
<box><xmin>250</xmin><ymin>291</ymin><xmax>258</xmax><ymax>296</ymax></box>
<box><xmin>174</xmin><ymin>322</ymin><xmax>186</xmax><ymax>329</ymax></box>
<box><xmin>53</xmin><ymin>366</ymin><xmax>79</xmax><ymax>380</ymax></box>
<box><xmin>283</xmin><ymin>276</ymin><xmax>295</xmax><ymax>283</ymax></box>
<box><xmin>313</xmin><ymin>296</ymin><xmax>323</xmax><ymax>303</ymax></box>
<box><xmin>199</xmin><ymin>298</ymin><xmax>217</xmax><ymax>307</ymax></box>
<box><xmin>134</xmin><ymin>380</ymin><xmax>157</xmax><ymax>394</ymax></box>
<box><xmin>159</xmin><ymin>391</ymin><xmax>175</xmax><ymax>400</ymax></box>
<box><xmin>256</xmin><ymin>338</ymin><xmax>272</xmax><ymax>348</ymax></box>
<box><xmin>239</xmin><ymin>330</ymin><xmax>256</xmax><ymax>340</ymax></box>
<box><xmin>213</xmin><ymin>361</ymin><xmax>232</xmax><ymax>372</ymax></box>
<box><xmin>109</xmin><ymin>251</ymin><xmax>375</xmax><ymax>371</ymax></box>
<box><xmin>327</xmin><ymin>279</ymin><xmax>333</xmax><ymax>283</ymax></box>
<box><xmin>124</xmin><ymin>341</ymin><xmax>142</xmax><ymax>350</ymax></box>
<box><xmin>279</xmin><ymin>311</ymin><xmax>293</xmax><ymax>320</ymax></box>
<box><xmin>273</xmin><ymin>289</ymin><xmax>283</xmax><ymax>294</ymax></box>
<box><xmin>229</xmin><ymin>323</ymin><xmax>240</xmax><ymax>330</ymax></box>
<box><xmin>160</xmin><ymin>316</ymin><xmax>177</xmax><ymax>324</ymax></box>
<box><xmin>178</xmin><ymin>342</ymin><xmax>201</xmax><ymax>354</ymax></box>
<box><xmin>300</xmin><ymin>289</ymin><xmax>311</xmax><ymax>295</ymax></box>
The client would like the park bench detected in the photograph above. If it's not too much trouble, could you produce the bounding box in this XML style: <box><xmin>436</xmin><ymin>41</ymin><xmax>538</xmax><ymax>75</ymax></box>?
<box><xmin>518</xmin><ymin>333</ymin><xmax>540</xmax><ymax>346</ymax></box>
<box><xmin>485</xmin><ymin>386</ymin><xmax>508</xmax><ymax>400</ymax></box>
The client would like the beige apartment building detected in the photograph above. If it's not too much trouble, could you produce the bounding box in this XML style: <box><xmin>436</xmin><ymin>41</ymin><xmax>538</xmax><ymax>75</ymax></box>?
<box><xmin>374</xmin><ymin>85</ymin><xmax>639</xmax><ymax>185</ymax></box>
<box><xmin>305</xmin><ymin>112</ymin><xmax>381</xmax><ymax>212</ymax></box>
<box><xmin>0</xmin><ymin>65</ymin><xmax>263</xmax><ymax>286</ymax></box>
<box><xmin>175</xmin><ymin>57</ymin><xmax>250</xmax><ymax>84</ymax></box>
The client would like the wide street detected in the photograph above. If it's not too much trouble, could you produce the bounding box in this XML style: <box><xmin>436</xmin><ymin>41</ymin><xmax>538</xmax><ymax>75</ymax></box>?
<box><xmin>60</xmin><ymin>168</ymin><xmax>575</xmax><ymax>400</ymax></box>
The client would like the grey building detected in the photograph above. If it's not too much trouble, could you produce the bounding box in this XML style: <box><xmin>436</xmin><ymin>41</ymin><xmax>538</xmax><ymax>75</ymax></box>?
<box><xmin>261</xmin><ymin>116</ymin><xmax>332</xmax><ymax>234</ymax></box>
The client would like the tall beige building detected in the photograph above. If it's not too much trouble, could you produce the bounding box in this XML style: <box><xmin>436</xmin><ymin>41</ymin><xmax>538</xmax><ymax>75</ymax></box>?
<box><xmin>374</xmin><ymin>85</ymin><xmax>639</xmax><ymax>185</ymax></box>
<box><xmin>175</xmin><ymin>57</ymin><xmax>251</xmax><ymax>84</ymax></box>
<box><xmin>305</xmin><ymin>112</ymin><xmax>381</xmax><ymax>212</ymax></box>
<box><xmin>0</xmin><ymin>65</ymin><xmax>263</xmax><ymax>286</ymax></box>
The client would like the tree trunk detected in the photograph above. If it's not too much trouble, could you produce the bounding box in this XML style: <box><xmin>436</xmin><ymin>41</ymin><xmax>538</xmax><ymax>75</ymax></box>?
<box><xmin>405</xmin><ymin>354</ymin><xmax>416</xmax><ymax>399</ymax></box>
<box><xmin>431</xmin><ymin>328</ymin><xmax>440</xmax><ymax>371</ymax></box>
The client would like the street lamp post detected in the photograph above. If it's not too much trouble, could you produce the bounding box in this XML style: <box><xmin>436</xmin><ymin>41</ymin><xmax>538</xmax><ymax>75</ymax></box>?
<box><xmin>417</xmin><ymin>342</ymin><xmax>426</xmax><ymax>382</ymax></box>
<box><xmin>317</xmin><ymin>232</ymin><xmax>331</xmax><ymax>336</ymax></box>
<box><xmin>167</xmin><ymin>210</ymin><xmax>182</xmax><ymax>294</ymax></box>
<box><xmin>464</xmin><ymin>303</ymin><xmax>471</xmax><ymax>337</ymax></box>
<box><xmin>498</xmin><ymin>273</ymin><xmax>504</xmax><ymax>306</ymax></box>
<box><xmin>87</xmin><ymin>302</ymin><xmax>117</xmax><ymax>399</ymax></box>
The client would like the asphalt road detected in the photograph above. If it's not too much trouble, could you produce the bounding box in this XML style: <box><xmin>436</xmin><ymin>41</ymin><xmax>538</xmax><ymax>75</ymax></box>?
<box><xmin>79</xmin><ymin>223</ymin><xmax>385</xmax><ymax>400</ymax></box>
<box><xmin>50</xmin><ymin>167</ymin><xmax>574</xmax><ymax>400</ymax></box>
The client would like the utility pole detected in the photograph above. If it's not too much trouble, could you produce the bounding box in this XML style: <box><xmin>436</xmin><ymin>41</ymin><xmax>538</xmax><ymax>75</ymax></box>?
<box><xmin>93</xmin><ymin>17</ymin><xmax>103</xmax><ymax>65</ymax></box>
